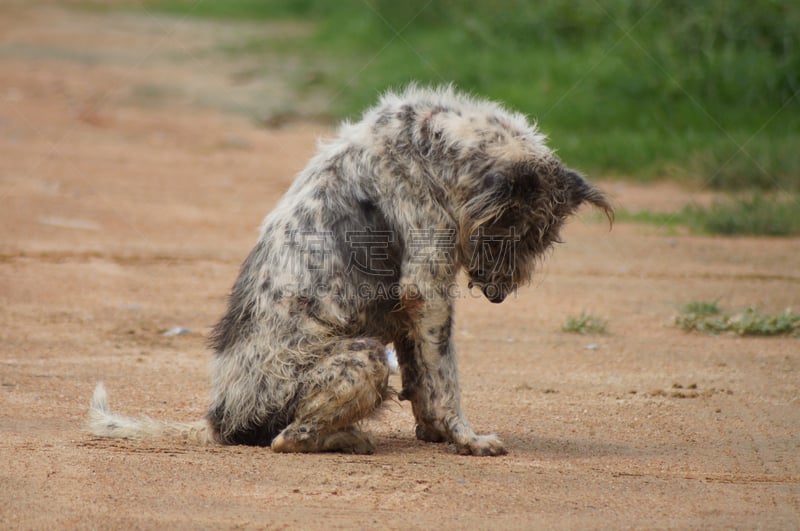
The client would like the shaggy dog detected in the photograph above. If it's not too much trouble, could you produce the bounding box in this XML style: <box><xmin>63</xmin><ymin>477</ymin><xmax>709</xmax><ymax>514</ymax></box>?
<box><xmin>89</xmin><ymin>85</ymin><xmax>612</xmax><ymax>456</ymax></box>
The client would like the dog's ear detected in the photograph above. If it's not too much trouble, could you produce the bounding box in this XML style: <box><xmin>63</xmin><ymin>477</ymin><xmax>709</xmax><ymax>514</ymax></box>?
<box><xmin>563</xmin><ymin>167</ymin><xmax>614</xmax><ymax>225</ymax></box>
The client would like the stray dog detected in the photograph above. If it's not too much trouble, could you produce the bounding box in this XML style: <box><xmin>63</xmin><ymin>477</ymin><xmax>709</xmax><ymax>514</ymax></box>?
<box><xmin>89</xmin><ymin>85</ymin><xmax>612</xmax><ymax>456</ymax></box>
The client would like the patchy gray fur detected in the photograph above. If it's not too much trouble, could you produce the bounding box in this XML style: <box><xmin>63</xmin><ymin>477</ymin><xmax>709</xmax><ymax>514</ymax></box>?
<box><xmin>88</xmin><ymin>85</ymin><xmax>612</xmax><ymax>456</ymax></box>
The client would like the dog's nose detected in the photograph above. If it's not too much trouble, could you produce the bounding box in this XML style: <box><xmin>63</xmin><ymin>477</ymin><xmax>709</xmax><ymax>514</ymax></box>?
<box><xmin>482</xmin><ymin>285</ymin><xmax>507</xmax><ymax>303</ymax></box>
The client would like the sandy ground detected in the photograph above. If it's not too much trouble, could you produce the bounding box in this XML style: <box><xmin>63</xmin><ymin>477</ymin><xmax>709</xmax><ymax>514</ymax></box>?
<box><xmin>1</xmin><ymin>4</ymin><xmax>799</xmax><ymax>529</ymax></box>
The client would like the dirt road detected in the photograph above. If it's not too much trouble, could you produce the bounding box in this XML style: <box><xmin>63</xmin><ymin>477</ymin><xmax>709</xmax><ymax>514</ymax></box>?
<box><xmin>1</xmin><ymin>5</ymin><xmax>798</xmax><ymax>529</ymax></box>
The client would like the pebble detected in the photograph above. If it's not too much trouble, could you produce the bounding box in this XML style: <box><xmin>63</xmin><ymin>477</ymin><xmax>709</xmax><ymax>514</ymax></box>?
<box><xmin>163</xmin><ymin>327</ymin><xmax>191</xmax><ymax>337</ymax></box>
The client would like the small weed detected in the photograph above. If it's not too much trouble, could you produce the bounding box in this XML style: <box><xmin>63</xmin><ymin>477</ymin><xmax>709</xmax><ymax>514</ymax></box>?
<box><xmin>681</xmin><ymin>300</ymin><xmax>720</xmax><ymax>316</ymax></box>
<box><xmin>676</xmin><ymin>304</ymin><xmax>800</xmax><ymax>336</ymax></box>
<box><xmin>562</xmin><ymin>312</ymin><xmax>608</xmax><ymax>335</ymax></box>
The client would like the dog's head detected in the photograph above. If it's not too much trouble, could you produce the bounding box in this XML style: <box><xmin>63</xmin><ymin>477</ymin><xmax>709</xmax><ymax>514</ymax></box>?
<box><xmin>373</xmin><ymin>86</ymin><xmax>613</xmax><ymax>303</ymax></box>
<box><xmin>458</xmin><ymin>158</ymin><xmax>613</xmax><ymax>303</ymax></box>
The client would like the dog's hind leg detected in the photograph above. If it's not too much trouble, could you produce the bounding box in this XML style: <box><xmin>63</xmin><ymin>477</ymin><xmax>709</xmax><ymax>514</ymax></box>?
<box><xmin>271</xmin><ymin>338</ymin><xmax>390</xmax><ymax>454</ymax></box>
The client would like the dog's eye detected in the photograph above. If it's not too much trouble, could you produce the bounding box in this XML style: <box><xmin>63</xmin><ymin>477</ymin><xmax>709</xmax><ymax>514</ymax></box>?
<box><xmin>482</xmin><ymin>172</ymin><xmax>505</xmax><ymax>191</ymax></box>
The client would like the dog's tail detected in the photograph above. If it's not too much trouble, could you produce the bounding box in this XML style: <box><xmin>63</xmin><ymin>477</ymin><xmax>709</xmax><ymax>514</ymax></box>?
<box><xmin>88</xmin><ymin>383</ymin><xmax>216</xmax><ymax>445</ymax></box>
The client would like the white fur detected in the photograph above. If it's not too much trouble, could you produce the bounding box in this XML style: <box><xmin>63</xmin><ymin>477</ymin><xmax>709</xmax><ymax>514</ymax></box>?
<box><xmin>88</xmin><ymin>383</ymin><xmax>213</xmax><ymax>444</ymax></box>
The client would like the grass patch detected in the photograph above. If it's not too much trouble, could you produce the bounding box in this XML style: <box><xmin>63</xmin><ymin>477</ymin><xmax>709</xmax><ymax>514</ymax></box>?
<box><xmin>684</xmin><ymin>195</ymin><xmax>800</xmax><ymax>236</ymax></box>
<box><xmin>562</xmin><ymin>312</ymin><xmax>608</xmax><ymax>335</ymax></box>
<box><xmin>619</xmin><ymin>194</ymin><xmax>800</xmax><ymax>236</ymax></box>
<box><xmin>676</xmin><ymin>303</ymin><xmax>800</xmax><ymax>336</ymax></box>
<box><xmin>141</xmin><ymin>0</ymin><xmax>800</xmax><ymax>187</ymax></box>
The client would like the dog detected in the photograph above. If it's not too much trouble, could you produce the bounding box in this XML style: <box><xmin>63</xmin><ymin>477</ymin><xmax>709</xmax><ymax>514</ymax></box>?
<box><xmin>89</xmin><ymin>85</ymin><xmax>613</xmax><ymax>456</ymax></box>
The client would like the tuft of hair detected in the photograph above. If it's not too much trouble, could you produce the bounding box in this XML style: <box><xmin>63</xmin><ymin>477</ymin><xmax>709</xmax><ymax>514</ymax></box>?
<box><xmin>88</xmin><ymin>383</ymin><xmax>215</xmax><ymax>444</ymax></box>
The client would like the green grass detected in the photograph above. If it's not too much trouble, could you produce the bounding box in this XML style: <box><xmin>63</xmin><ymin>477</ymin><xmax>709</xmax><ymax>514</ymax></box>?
<box><xmin>684</xmin><ymin>195</ymin><xmax>800</xmax><ymax>236</ymax></box>
<box><xmin>562</xmin><ymin>312</ymin><xmax>608</xmax><ymax>335</ymax></box>
<box><xmin>676</xmin><ymin>303</ymin><xmax>800</xmax><ymax>336</ymax></box>
<box><xmin>618</xmin><ymin>194</ymin><xmax>800</xmax><ymax>236</ymax></box>
<box><xmin>141</xmin><ymin>0</ymin><xmax>800</xmax><ymax>188</ymax></box>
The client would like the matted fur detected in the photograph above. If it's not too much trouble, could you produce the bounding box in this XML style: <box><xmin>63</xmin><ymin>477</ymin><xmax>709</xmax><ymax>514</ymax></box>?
<box><xmin>89</xmin><ymin>85</ymin><xmax>612</xmax><ymax>456</ymax></box>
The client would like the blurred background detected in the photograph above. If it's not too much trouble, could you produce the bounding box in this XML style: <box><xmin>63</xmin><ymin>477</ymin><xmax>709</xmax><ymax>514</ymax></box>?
<box><xmin>149</xmin><ymin>0</ymin><xmax>799</xmax><ymax>234</ymax></box>
<box><xmin>4</xmin><ymin>0</ymin><xmax>800</xmax><ymax>234</ymax></box>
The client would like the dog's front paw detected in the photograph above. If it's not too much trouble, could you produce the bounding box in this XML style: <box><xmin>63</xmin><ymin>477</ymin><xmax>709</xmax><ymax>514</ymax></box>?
<box><xmin>456</xmin><ymin>434</ymin><xmax>507</xmax><ymax>456</ymax></box>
